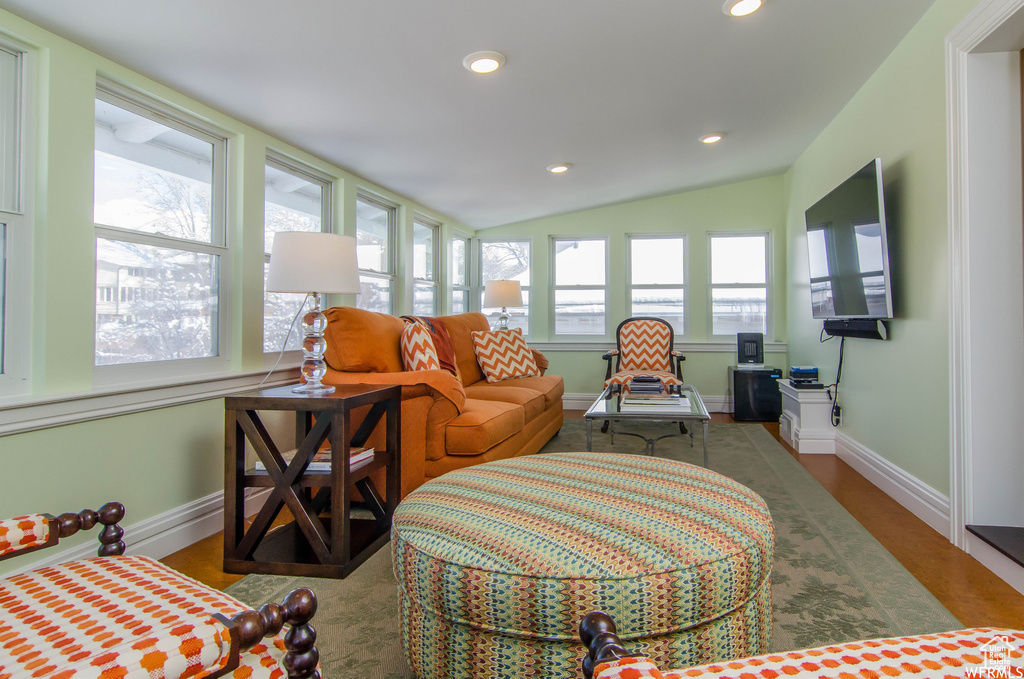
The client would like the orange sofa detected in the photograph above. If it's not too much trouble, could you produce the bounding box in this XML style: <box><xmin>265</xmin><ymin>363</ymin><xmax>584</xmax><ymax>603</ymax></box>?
<box><xmin>321</xmin><ymin>307</ymin><xmax>564</xmax><ymax>498</ymax></box>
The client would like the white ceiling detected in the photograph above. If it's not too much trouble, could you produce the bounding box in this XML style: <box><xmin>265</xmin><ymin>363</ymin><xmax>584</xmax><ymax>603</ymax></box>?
<box><xmin>0</xmin><ymin>0</ymin><xmax>933</xmax><ymax>229</ymax></box>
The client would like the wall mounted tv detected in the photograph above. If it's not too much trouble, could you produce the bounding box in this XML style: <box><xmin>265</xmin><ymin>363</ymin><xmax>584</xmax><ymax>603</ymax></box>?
<box><xmin>804</xmin><ymin>158</ymin><xmax>893</xmax><ymax>324</ymax></box>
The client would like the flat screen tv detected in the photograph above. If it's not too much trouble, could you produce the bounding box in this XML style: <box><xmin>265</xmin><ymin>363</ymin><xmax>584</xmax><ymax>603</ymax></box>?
<box><xmin>804</xmin><ymin>158</ymin><xmax>893</xmax><ymax>320</ymax></box>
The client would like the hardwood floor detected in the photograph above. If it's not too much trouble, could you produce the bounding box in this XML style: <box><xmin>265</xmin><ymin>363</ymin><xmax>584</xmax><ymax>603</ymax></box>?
<box><xmin>162</xmin><ymin>412</ymin><xmax>1024</xmax><ymax>629</ymax></box>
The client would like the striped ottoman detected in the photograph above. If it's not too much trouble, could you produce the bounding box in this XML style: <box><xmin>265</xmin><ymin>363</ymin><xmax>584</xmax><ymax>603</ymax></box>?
<box><xmin>391</xmin><ymin>452</ymin><xmax>774</xmax><ymax>678</ymax></box>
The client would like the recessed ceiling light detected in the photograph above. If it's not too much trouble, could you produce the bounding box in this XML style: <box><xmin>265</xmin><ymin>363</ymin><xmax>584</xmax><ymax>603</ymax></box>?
<box><xmin>547</xmin><ymin>163</ymin><xmax>571</xmax><ymax>173</ymax></box>
<box><xmin>723</xmin><ymin>0</ymin><xmax>762</xmax><ymax>17</ymax></box>
<box><xmin>463</xmin><ymin>51</ymin><xmax>506</xmax><ymax>74</ymax></box>
<box><xmin>699</xmin><ymin>133</ymin><xmax>724</xmax><ymax>144</ymax></box>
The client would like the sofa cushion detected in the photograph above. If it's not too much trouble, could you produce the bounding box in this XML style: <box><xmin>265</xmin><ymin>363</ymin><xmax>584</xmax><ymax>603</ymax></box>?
<box><xmin>401</xmin><ymin>322</ymin><xmax>441</xmax><ymax>371</ymax></box>
<box><xmin>471</xmin><ymin>329</ymin><xmax>540</xmax><ymax>383</ymax></box>
<box><xmin>439</xmin><ymin>313</ymin><xmax>492</xmax><ymax>385</ymax></box>
<box><xmin>491</xmin><ymin>374</ymin><xmax>564</xmax><ymax>410</ymax></box>
<box><xmin>446</xmin><ymin>399</ymin><xmax>525</xmax><ymax>456</ymax></box>
<box><xmin>324</xmin><ymin>306</ymin><xmax>405</xmax><ymax>373</ymax></box>
<box><xmin>463</xmin><ymin>384</ymin><xmax>545</xmax><ymax>422</ymax></box>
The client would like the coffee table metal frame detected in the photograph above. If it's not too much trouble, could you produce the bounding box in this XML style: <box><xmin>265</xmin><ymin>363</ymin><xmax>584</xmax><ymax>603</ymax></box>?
<box><xmin>583</xmin><ymin>384</ymin><xmax>711</xmax><ymax>466</ymax></box>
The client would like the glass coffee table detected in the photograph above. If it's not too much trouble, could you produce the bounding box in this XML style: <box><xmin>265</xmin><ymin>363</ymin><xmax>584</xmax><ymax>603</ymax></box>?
<box><xmin>583</xmin><ymin>384</ymin><xmax>711</xmax><ymax>466</ymax></box>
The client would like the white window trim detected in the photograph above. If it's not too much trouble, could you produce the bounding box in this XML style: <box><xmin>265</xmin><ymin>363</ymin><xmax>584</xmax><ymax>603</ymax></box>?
<box><xmin>449</xmin><ymin>231</ymin><xmax>472</xmax><ymax>315</ymax></box>
<box><xmin>412</xmin><ymin>214</ymin><xmax>440</xmax><ymax>316</ymax></box>
<box><xmin>549</xmin><ymin>235</ymin><xmax>609</xmax><ymax>340</ymax></box>
<box><xmin>626</xmin><ymin>233</ymin><xmax>688</xmax><ymax>340</ymax></box>
<box><xmin>93</xmin><ymin>80</ymin><xmax>233</xmax><ymax>385</ymax></box>
<box><xmin>478</xmin><ymin>236</ymin><xmax>532</xmax><ymax>336</ymax></box>
<box><xmin>263</xmin><ymin>150</ymin><xmax>333</xmax><ymax>361</ymax></box>
<box><xmin>356</xmin><ymin>191</ymin><xmax>397</xmax><ymax>314</ymax></box>
<box><xmin>706</xmin><ymin>231</ymin><xmax>772</xmax><ymax>340</ymax></box>
<box><xmin>0</xmin><ymin>38</ymin><xmax>33</xmax><ymax>398</ymax></box>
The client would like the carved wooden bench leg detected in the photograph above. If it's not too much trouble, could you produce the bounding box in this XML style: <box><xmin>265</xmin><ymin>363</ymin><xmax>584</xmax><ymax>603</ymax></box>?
<box><xmin>217</xmin><ymin>587</ymin><xmax>320</xmax><ymax>679</ymax></box>
<box><xmin>580</xmin><ymin>611</ymin><xmax>628</xmax><ymax>679</ymax></box>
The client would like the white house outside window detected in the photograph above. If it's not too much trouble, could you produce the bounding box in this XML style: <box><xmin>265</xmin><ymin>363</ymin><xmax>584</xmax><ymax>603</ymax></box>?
<box><xmin>412</xmin><ymin>215</ymin><xmax>439</xmax><ymax>316</ymax></box>
<box><xmin>629</xmin><ymin>235</ymin><xmax>686</xmax><ymax>335</ymax></box>
<box><xmin>93</xmin><ymin>83</ymin><xmax>228</xmax><ymax>367</ymax></box>
<box><xmin>480</xmin><ymin>239</ymin><xmax>530</xmax><ymax>334</ymax></box>
<box><xmin>552</xmin><ymin>237</ymin><xmax>606</xmax><ymax>336</ymax></box>
<box><xmin>356</xmin><ymin>193</ymin><xmax>396</xmax><ymax>314</ymax></box>
<box><xmin>451</xmin><ymin>234</ymin><xmax>470</xmax><ymax>314</ymax></box>
<box><xmin>709</xmin><ymin>233</ymin><xmax>769</xmax><ymax>336</ymax></box>
<box><xmin>264</xmin><ymin>154</ymin><xmax>331</xmax><ymax>352</ymax></box>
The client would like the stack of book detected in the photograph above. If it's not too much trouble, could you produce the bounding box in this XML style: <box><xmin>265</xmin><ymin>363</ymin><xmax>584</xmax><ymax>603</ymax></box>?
<box><xmin>620</xmin><ymin>393</ymin><xmax>692</xmax><ymax>413</ymax></box>
<box><xmin>627</xmin><ymin>375</ymin><xmax>664</xmax><ymax>394</ymax></box>
<box><xmin>254</xmin><ymin>445</ymin><xmax>374</xmax><ymax>472</ymax></box>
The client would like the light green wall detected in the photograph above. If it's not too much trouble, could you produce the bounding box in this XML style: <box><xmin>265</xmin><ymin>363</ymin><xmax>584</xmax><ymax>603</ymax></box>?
<box><xmin>783</xmin><ymin>0</ymin><xmax>979</xmax><ymax>494</ymax></box>
<box><xmin>485</xmin><ymin>174</ymin><xmax>787</xmax><ymax>398</ymax></box>
<box><xmin>0</xmin><ymin>7</ymin><xmax>471</xmax><ymax>563</ymax></box>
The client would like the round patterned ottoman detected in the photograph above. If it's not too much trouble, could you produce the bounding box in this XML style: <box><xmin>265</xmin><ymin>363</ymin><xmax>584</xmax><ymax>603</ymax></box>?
<box><xmin>390</xmin><ymin>452</ymin><xmax>774</xmax><ymax>679</ymax></box>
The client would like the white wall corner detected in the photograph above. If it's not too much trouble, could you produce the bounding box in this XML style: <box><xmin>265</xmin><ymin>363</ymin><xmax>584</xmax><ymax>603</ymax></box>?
<box><xmin>835</xmin><ymin>431</ymin><xmax>951</xmax><ymax>538</ymax></box>
<box><xmin>8</xmin><ymin>488</ymin><xmax>271</xmax><ymax>577</ymax></box>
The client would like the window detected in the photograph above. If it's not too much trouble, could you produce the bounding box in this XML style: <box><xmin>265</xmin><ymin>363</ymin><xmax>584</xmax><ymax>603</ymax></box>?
<box><xmin>552</xmin><ymin>237</ymin><xmax>606</xmax><ymax>336</ymax></box>
<box><xmin>264</xmin><ymin>154</ymin><xmax>331</xmax><ymax>353</ymax></box>
<box><xmin>450</xmin><ymin>234</ymin><xmax>470</xmax><ymax>314</ymax></box>
<box><xmin>0</xmin><ymin>42</ymin><xmax>28</xmax><ymax>389</ymax></box>
<box><xmin>93</xmin><ymin>82</ymin><xmax>228</xmax><ymax>368</ymax></box>
<box><xmin>356</xmin><ymin>193</ymin><xmax>396</xmax><ymax>314</ymax></box>
<box><xmin>709</xmin><ymin>233</ymin><xmax>769</xmax><ymax>336</ymax></box>
<box><xmin>480</xmin><ymin>240</ymin><xmax>530</xmax><ymax>333</ymax></box>
<box><xmin>412</xmin><ymin>215</ymin><xmax>439</xmax><ymax>316</ymax></box>
<box><xmin>628</xmin><ymin>235</ymin><xmax>686</xmax><ymax>335</ymax></box>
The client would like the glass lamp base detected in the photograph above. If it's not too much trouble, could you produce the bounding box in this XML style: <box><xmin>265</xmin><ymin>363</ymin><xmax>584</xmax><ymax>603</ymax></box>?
<box><xmin>292</xmin><ymin>382</ymin><xmax>336</xmax><ymax>395</ymax></box>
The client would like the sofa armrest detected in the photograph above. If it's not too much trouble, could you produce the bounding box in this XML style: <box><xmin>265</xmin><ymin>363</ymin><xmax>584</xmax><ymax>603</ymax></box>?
<box><xmin>531</xmin><ymin>349</ymin><xmax>550</xmax><ymax>375</ymax></box>
<box><xmin>323</xmin><ymin>368</ymin><xmax>466</xmax><ymax>412</ymax></box>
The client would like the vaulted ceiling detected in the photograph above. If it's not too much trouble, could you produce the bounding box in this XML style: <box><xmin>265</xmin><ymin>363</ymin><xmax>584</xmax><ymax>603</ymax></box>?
<box><xmin>0</xmin><ymin>0</ymin><xmax>934</xmax><ymax>228</ymax></box>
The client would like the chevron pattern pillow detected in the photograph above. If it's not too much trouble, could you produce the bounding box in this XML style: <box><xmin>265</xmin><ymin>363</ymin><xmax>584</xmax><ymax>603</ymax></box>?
<box><xmin>619</xmin><ymin>319</ymin><xmax>673</xmax><ymax>372</ymax></box>
<box><xmin>471</xmin><ymin>328</ymin><xmax>539</xmax><ymax>383</ymax></box>
<box><xmin>402</xmin><ymin>322</ymin><xmax>442</xmax><ymax>371</ymax></box>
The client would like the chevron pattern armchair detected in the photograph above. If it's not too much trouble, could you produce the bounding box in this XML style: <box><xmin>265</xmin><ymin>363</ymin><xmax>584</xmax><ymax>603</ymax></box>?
<box><xmin>602</xmin><ymin>317</ymin><xmax>685</xmax><ymax>392</ymax></box>
<box><xmin>0</xmin><ymin>502</ymin><xmax>320</xmax><ymax>679</ymax></box>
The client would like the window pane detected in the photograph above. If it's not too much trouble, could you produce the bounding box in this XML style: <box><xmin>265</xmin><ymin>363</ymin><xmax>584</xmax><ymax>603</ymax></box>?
<box><xmin>711</xmin><ymin>236</ymin><xmax>766</xmax><ymax>284</ymax></box>
<box><xmin>452</xmin><ymin>238</ymin><xmax>467</xmax><ymax>286</ymax></box>
<box><xmin>854</xmin><ymin>222</ymin><xmax>884</xmax><ymax>273</ymax></box>
<box><xmin>711</xmin><ymin>288</ymin><xmax>766</xmax><ymax>335</ymax></box>
<box><xmin>263</xmin><ymin>263</ymin><xmax>304</xmax><ymax>352</ymax></box>
<box><xmin>481</xmin><ymin>241</ymin><xmax>529</xmax><ymax>284</ymax></box>
<box><xmin>0</xmin><ymin>48</ymin><xmax>20</xmax><ymax>213</ymax></box>
<box><xmin>631</xmin><ymin>238</ymin><xmax>684</xmax><ymax>285</ymax></box>
<box><xmin>555</xmin><ymin>240</ymin><xmax>605</xmax><ymax>286</ymax></box>
<box><xmin>356</xmin><ymin>198</ymin><xmax>391</xmax><ymax>273</ymax></box>
<box><xmin>413</xmin><ymin>283</ymin><xmax>436</xmax><ymax>316</ymax></box>
<box><xmin>264</xmin><ymin>164</ymin><xmax>322</xmax><ymax>253</ymax></box>
<box><xmin>555</xmin><ymin>289</ymin><xmax>605</xmax><ymax>335</ymax></box>
<box><xmin>94</xmin><ymin>99</ymin><xmax>214</xmax><ymax>243</ymax></box>
<box><xmin>452</xmin><ymin>289</ymin><xmax>467</xmax><ymax>314</ymax></box>
<box><xmin>631</xmin><ymin>288</ymin><xmax>684</xmax><ymax>334</ymax></box>
<box><xmin>807</xmin><ymin>228</ymin><xmax>829</xmax><ymax>279</ymax></box>
<box><xmin>414</xmin><ymin>221</ymin><xmax>435</xmax><ymax>281</ymax></box>
<box><xmin>483</xmin><ymin>290</ymin><xmax>529</xmax><ymax>334</ymax></box>
<box><xmin>358</xmin><ymin>275</ymin><xmax>391</xmax><ymax>314</ymax></box>
<box><xmin>95</xmin><ymin>238</ymin><xmax>218</xmax><ymax>365</ymax></box>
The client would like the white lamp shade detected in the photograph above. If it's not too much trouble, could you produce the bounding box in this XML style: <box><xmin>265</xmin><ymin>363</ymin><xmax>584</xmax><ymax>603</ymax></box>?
<box><xmin>483</xmin><ymin>280</ymin><xmax>523</xmax><ymax>308</ymax></box>
<box><xmin>266</xmin><ymin>232</ymin><xmax>360</xmax><ymax>294</ymax></box>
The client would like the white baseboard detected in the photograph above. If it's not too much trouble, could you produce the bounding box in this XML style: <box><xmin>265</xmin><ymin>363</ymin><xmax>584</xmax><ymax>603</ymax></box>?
<box><xmin>966</xmin><ymin>533</ymin><xmax>1024</xmax><ymax>598</ymax></box>
<box><xmin>835</xmin><ymin>431</ymin><xmax>951</xmax><ymax>538</ymax></box>
<box><xmin>562</xmin><ymin>393</ymin><xmax>730</xmax><ymax>413</ymax></box>
<box><xmin>9</xmin><ymin>488</ymin><xmax>272</xmax><ymax>576</ymax></box>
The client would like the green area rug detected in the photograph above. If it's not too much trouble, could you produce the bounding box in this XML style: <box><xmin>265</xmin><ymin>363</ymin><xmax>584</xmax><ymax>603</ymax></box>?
<box><xmin>226</xmin><ymin>422</ymin><xmax>961</xmax><ymax>679</ymax></box>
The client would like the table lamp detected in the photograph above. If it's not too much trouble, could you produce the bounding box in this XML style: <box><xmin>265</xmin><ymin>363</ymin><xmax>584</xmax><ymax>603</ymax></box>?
<box><xmin>267</xmin><ymin>232</ymin><xmax>359</xmax><ymax>394</ymax></box>
<box><xmin>483</xmin><ymin>280</ymin><xmax>523</xmax><ymax>330</ymax></box>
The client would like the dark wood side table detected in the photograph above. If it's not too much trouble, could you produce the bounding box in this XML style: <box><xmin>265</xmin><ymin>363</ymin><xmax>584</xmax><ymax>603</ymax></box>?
<box><xmin>223</xmin><ymin>384</ymin><xmax>401</xmax><ymax>578</ymax></box>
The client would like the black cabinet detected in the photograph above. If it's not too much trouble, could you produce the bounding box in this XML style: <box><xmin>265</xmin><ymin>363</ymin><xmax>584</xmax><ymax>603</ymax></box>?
<box><xmin>731</xmin><ymin>367</ymin><xmax>783</xmax><ymax>422</ymax></box>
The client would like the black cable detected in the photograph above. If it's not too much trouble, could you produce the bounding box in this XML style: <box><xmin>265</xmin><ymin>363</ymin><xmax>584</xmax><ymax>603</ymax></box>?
<box><xmin>829</xmin><ymin>336</ymin><xmax>846</xmax><ymax>427</ymax></box>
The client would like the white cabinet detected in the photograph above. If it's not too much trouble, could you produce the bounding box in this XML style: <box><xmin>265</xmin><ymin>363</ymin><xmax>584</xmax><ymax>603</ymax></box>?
<box><xmin>778</xmin><ymin>379</ymin><xmax>835</xmax><ymax>454</ymax></box>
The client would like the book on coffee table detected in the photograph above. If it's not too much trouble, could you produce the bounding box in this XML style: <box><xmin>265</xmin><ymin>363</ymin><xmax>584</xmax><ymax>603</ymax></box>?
<box><xmin>254</xmin><ymin>445</ymin><xmax>374</xmax><ymax>472</ymax></box>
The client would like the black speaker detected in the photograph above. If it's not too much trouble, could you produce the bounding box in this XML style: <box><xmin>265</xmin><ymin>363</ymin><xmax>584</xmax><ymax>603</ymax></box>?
<box><xmin>822</xmin><ymin>319</ymin><xmax>888</xmax><ymax>340</ymax></box>
<box><xmin>737</xmin><ymin>332</ymin><xmax>764</xmax><ymax>364</ymax></box>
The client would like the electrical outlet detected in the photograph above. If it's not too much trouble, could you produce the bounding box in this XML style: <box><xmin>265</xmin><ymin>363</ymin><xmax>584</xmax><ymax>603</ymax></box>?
<box><xmin>834</xmin><ymin>405</ymin><xmax>842</xmax><ymax>426</ymax></box>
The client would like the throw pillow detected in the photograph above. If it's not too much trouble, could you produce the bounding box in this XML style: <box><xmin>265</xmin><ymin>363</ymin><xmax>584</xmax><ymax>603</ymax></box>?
<box><xmin>401</xmin><ymin>322</ymin><xmax>442</xmax><ymax>371</ymax></box>
<box><xmin>471</xmin><ymin>328</ymin><xmax>540</xmax><ymax>383</ymax></box>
